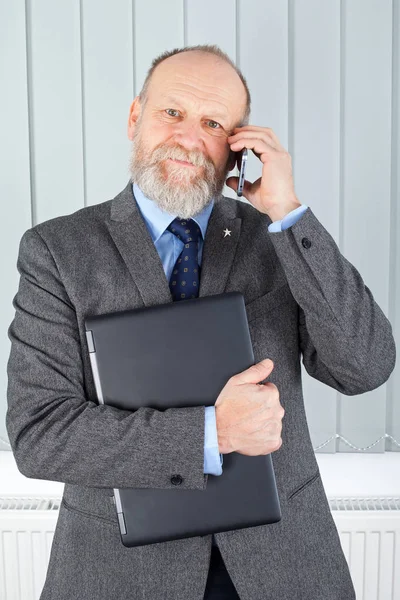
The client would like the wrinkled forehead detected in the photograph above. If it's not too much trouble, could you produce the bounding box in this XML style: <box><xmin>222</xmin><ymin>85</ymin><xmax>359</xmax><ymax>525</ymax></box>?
<box><xmin>146</xmin><ymin>53</ymin><xmax>247</xmax><ymax>122</ymax></box>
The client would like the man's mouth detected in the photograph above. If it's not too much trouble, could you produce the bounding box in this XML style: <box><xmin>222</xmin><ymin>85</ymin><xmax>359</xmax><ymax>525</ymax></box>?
<box><xmin>167</xmin><ymin>158</ymin><xmax>197</xmax><ymax>167</ymax></box>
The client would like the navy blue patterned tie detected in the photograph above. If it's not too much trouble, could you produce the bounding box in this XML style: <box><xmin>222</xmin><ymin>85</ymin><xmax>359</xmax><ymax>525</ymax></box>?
<box><xmin>167</xmin><ymin>218</ymin><xmax>203</xmax><ymax>301</ymax></box>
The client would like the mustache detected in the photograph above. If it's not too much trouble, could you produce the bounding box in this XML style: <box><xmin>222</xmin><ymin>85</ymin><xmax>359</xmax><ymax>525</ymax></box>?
<box><xmin>151</xmin><ymin>145</ymin><xmax>210</xmax><ymax>168</ymax></box>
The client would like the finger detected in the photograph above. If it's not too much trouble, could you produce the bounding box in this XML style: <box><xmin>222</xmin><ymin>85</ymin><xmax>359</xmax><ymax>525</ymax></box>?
<box><xmin>229</xmin><ymin>132</ymin><xmax>279</xmax><ymax>152</ymax></box>
<box><xmin>230</xmin><ymin>137</ymin><xmax>277</xmax><ymax>160</ymax></box>
<box><xmin>231</xmin><ymin>127</ymin><xmax>282</xmax><ymax>148</ymax></box>
<box><xmin>235</xmin><ymin>125</ymin><xmax>282</xmax><ymax>146</ymax></box>
<box><xmin>233</xmin><ymin>125</ymin><xmax>276</xmax><ymax>136</ymax></box>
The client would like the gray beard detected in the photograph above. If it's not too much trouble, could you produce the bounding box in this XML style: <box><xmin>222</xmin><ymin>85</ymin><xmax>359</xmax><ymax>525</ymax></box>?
<box><xmin>128</xmin><ymin>132</ymin><xmax>230</xmax><ymax>219</ymax></box>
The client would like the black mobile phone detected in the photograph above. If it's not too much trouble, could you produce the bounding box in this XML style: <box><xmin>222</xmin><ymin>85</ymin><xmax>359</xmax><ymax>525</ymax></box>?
<box><xmin>237</xmin><ymin>148</ymin><xmax>248</xmax><ymax>197</ymax></box>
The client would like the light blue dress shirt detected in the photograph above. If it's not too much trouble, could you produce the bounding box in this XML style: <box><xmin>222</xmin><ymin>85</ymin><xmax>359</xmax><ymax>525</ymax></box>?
<box><xmin>132</xmin><ymin>182</ymin><xmax>308</xmax><ymax>476</ymax></box>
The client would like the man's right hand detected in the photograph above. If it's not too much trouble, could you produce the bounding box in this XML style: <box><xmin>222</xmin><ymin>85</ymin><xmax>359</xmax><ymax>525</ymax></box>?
<box><xmin>215</xmin><ymin>358</ymin><xmax>284</xmax><ymax>456</ymax></box>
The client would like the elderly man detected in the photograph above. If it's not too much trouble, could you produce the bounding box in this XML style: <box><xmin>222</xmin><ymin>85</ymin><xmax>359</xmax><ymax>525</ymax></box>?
<box><xmin>7</xmin><ymin>44</ymin><xmax>395</xmax><ymax>600</ymax></box>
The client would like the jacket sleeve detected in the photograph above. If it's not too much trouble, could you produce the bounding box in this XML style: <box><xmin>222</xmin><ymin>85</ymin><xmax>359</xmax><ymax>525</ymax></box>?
<box><xmin>267</xmin><ymin>207</ymin><xmax>396</xmax><ymax>395</ymax></box>
<box><xmin>6</xmin><ymin>227</ymin><xmax>208</xmax><ymax>491</ymax></box>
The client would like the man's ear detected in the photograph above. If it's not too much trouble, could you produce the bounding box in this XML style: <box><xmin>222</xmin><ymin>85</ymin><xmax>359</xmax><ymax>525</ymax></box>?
<box><xmin>127</xmin><ymin>96</ymin><xmax>141</xmax><ymax>140</ymax></box>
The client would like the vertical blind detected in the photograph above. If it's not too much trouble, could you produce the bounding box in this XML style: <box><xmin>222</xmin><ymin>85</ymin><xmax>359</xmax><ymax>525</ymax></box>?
<box><xmin>1</xmin><ymin>0</ymin><xmax>398</xmax><ymax>453</ymax></box>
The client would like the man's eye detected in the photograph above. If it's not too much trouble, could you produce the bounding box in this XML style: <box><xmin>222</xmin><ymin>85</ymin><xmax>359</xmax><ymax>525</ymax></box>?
<box><xmin>165</xmin><ymin>109</ymin><xmax>220</xmax><ymax>129</ymax></box>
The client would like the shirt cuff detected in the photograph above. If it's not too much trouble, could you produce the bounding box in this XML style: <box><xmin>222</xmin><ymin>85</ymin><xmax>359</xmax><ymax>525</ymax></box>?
<box><xmin>268</xmin><ymin>204</ymin><xmax>308</xmax><ymax>232</ymax></box>
<box><xmin>204</xmin><ymin>406</ymin><xmax>223</xmax><ymax>475</ymax></box>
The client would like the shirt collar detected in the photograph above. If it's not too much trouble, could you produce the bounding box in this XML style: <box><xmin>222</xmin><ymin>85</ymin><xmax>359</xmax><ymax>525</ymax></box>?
<box><xmin>132</xmin><ymin>182</ymin><xmax>214</xmax><ymax>244</ymax></box>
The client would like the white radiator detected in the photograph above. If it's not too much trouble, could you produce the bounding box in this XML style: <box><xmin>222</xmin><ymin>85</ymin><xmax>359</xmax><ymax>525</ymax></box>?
<box><xmin>1</xmin><ymin>496</ymin><xmax>400</xmax><ymax>600</ymax></box>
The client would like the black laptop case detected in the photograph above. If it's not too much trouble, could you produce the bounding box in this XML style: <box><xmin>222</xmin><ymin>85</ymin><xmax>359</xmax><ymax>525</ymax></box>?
<box><xmin>84</xmin><ymin>291</ymin><xmax>281</xmax><ymax>547</ymax></box>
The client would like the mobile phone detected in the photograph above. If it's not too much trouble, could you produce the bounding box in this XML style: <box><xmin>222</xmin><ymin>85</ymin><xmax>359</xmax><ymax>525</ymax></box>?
<box><xmin>237</xmin><ymin>148</ymin><xmax>248</xmax><ymax>197</ymax></box>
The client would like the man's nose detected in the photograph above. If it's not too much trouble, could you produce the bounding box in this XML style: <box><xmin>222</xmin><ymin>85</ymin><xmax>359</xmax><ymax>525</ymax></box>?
<box><xmin>172</xmin><ymin>121</ymin><xmax>205</xmax><ymax>154</ymax></box>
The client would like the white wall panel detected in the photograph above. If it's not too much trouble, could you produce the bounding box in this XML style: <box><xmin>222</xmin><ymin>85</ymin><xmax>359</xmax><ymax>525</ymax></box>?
<box><xmin>28</xmin><ymin>0</ymin><xmax>84</xmax><ymax>224</ymax></box>
<box><xmin>134</xmin><ymin>0</ymin><xmax>184</xmax><ymax>93</ymax></box>
<box><xmin>292</xmin><ymin>0</ymin><xmax>341</xmax><ymax>452</ymax></box>
<box><xmin>339</xmin><ymin>0</ymin><xmax>393</xmax><ymax>452</ymax></box>
<box><xmin>389</xmin><ymin>0</ymin><xmax>400</xmax><ymax>452</ymax></box>
<box><xmin>0</xmin><ymin>0</ymin><xmax>32</xmax><ymax>451</ymax></box>
<box><xmin>185</xmin><ymin>0</ymin><xmax>236</xmax><ymax>57</ymax></box>
<box><xmin>81</xmin><ymin>0</ymin><xmax>134</xmax><ymax>205</ymax></box>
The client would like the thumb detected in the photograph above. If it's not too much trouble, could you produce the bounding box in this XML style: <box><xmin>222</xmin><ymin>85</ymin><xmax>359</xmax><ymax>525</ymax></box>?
<box><xmin>234</xmin><ymin>358</ymin><xmax>274</xmax><ymax>385</ymax></box>
<box><xmin>225</xmin><ymin>176</ymin><xmax>252</xmax><ymax>196</ymax></box>
<box><xmin>225</xmin><ymin>176</ymin><xmax>239</xmax><ymax>193</ymax></box>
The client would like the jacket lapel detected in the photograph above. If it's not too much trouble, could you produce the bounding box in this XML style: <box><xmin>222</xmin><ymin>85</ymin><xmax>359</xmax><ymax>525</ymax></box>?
<box><xmin>105</xmin><ymin>180</ymin><xmax>242</xmax><ymax>308</ymax></box>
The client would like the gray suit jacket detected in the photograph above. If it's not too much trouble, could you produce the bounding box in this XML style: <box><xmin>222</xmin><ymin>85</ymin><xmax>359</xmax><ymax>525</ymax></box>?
<box><xmin>6</xmin><ymin>180</ymin><xmax>396</xmax><ymax>599</ymax></box>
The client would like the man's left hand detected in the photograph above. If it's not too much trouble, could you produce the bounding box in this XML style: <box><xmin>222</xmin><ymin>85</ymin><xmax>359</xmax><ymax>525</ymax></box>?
<box><xmin>226</xmin><ymin>125</ymin><xmax>302</xmax><ymax>222</ymax></box>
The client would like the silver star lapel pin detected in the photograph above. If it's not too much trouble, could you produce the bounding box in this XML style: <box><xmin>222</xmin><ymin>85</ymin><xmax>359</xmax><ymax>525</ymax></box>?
<box><xmin>223</xmin><ymin>228</ymin><xmax>232</xmax><ymax>238</ymax></box>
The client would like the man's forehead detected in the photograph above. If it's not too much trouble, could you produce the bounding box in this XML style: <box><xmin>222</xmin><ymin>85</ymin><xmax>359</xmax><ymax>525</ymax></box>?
<box><xmin>149</xmin><ymin>52</ymin><xmax>245</xmax><ymax>106</ymax></box>
<box><xmin>160</xmin><ymin>93</ymin><xmax>230</xmax><ymax>119</ymax></box>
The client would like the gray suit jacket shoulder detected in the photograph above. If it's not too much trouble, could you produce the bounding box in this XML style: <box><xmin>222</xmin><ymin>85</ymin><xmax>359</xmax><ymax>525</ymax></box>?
<box><xmin>6</xmin><ymin>180</ymin><xmax>396</xmax><ymax>599</ymax></box>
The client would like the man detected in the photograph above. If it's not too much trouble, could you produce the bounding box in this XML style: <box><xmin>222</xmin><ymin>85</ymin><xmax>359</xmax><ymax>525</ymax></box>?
<box><xmin>6</xmin><ymin>44</ymin><xmax>395</xmax><ymax>600</ymax></box>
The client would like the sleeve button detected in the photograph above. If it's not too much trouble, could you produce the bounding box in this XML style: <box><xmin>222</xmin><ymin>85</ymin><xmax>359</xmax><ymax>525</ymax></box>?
<box><xmin>171</xmin><ymin>474</ymin><xmax>183</xmax><ymax>485</ymax></box>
